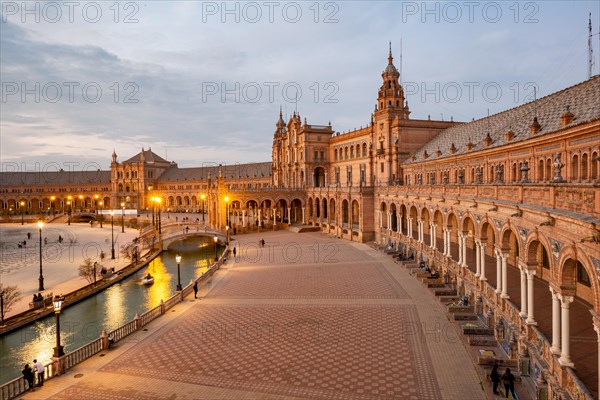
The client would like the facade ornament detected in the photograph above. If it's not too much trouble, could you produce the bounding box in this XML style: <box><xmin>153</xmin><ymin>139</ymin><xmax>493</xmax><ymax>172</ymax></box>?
<box><xmin>552</xmin><ymin>153</ymin><xmax>565</xmax><ymax>182</ymax></box>
<box><xmin>520</xmin><ymin>161</ymin><xmax>529</xmax><ymax>183</ymax></box>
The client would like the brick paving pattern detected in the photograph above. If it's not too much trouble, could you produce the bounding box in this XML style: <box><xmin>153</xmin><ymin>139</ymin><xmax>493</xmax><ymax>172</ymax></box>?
<box><xmin>39</xmin><ymin>231</ymin><xmax>483</xmax><ymax>400</ymax></box>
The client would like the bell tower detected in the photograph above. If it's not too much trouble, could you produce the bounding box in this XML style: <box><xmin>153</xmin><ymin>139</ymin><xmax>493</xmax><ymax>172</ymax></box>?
<box><xmin>376</xmin><ymin>42</ymin><xmax>409</xmax><ymax>119</ymax></box>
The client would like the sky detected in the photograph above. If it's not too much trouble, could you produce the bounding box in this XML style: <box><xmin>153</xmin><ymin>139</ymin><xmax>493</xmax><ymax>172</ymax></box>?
<box><xmin>1</xmin><ymin>0</ymin><xmax>599</xmax><ymax>170</ymax></box>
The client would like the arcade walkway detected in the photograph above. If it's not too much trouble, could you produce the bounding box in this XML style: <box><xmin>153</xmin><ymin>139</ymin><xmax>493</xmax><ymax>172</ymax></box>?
<box><xmin>23</xmin><ymin>231</ymin><xmax>485</xmax><ymax>400</ymax></box>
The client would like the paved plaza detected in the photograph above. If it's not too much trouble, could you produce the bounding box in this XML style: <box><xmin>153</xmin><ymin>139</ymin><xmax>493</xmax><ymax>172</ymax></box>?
<box><xmin>19</xmin><ymin>231</ymin><xmax>487</xmax><ymax>400</ymax></box>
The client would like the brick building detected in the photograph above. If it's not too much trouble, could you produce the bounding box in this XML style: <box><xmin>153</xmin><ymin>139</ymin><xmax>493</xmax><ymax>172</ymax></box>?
<box><xmin>1</xmin><ymin>48</ymin><xmax>599</xmax><ymax>399</ymax></box>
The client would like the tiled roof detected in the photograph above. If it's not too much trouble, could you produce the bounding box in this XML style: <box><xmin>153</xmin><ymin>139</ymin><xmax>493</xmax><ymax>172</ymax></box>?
<box><xmin>124</xmin><ymin>149</ymin><xmax>170</xmax><ymax>164</ymax></box>
<box><xmin>157</xmin><ymin>162</ymin><xmax>272</xmax><ymax>182</ymax></box>
<box><xmin>0</xmin><ymin>170</ymin><xmax>111</xmax><ymax>186</ymax></box>
<box><xmin>404</xmin><ymin>76</ymin><xmax>600</xmax><ymax>164</ymax></box>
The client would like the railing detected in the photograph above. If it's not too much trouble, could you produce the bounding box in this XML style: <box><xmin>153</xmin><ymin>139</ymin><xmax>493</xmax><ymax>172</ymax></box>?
<box><xmin>63</xmin><ymin>338</ymin><xmax>103</xmax><ymax>370</ymax></box>
<box><xmin>0</xmin><ymin>251</ymin><xmax>226</xmax><ymax>400</ymax></box>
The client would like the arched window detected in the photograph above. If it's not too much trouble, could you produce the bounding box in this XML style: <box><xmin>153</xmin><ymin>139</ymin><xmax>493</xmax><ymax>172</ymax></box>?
<box><xmin>538</xmin><ymin>159</ymin><xmax>544</xmax><ymax>181</ymax></box>
<box><xmin>572</xmin><ymin>154</ymin><xmax>579</xmax><ymax>180</ymax></box>
<box><xmin>581</xmin><ymin>153</ymin><xmax>588</xmax><ymax>180</ymax></box>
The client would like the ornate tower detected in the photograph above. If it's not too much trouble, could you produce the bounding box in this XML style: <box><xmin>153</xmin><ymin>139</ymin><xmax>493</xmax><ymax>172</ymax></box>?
<box><xmin>376</xmin><ymin>42</ymin><xmax>409</xmax><ymax>119</ymax></box>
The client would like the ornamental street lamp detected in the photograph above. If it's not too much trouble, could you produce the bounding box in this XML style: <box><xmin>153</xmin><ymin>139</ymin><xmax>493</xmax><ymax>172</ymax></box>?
<box><xmin>20</xmin><ymin>201</ymin><xmax>25</xmax><ymax>225</ymax></box>
<box><xmin>110</xmin><ymin>211</ymin><xmax>115</xmax><ymax>259</ymax></box>
<box><xmin>94</xmin><ymin>195</ymin><xmax>99</xmax><ymax>222</ymax></box>
<box><xmin>214</xmin><ymin>236</ymin><xmax>218</xmax><ymax>261</ymax></box>
<box><xmin>99</xmin><ymin>201</ymin><xmax>104</xmax><ymax>228</ymax></box>
<box><xmin>50</xmin><ymin>196</ymin><xmax>55</xmax><ymax>215</ymax></box>
<box><xmin>53</xmin><ymin>295</ymin><xmax>65</xmax><ymax>357</ymax></box>
<box><xmin>67</xmin><ymin>196</ymin><xmax>72</xmax><ymax>225</ymax></box>
<box><xmin>200</xmin><ymin>194</ymin><xmax>206</xmax><ymax>222</ymax></box>
<box><xmin>156</xmin><ymin>198</ymin><xmax>162</xmax><ymax>234</ymax></box>
<box><xmin>175</xmin><ymin>254</ymin><xmax>182</xmax><ymax>291</ymax></box>
<box><xmin>151</xmin><ymin>197</ymin><xmax>156</xmax><ymax>227</ymax></box>
<box><xmin>226</xmin><ymin>225</ymin><xmax>230</xmax><ymax>246</ymax></box>
<box><xmin>121</xmin><ymin>202</ymin><xmax>125</xmax><ymax>233</ymax></box>
<box><xmin>38</xmin><ymin>221</ymin><xmax>44</xmax><ymax>291</ymax></box>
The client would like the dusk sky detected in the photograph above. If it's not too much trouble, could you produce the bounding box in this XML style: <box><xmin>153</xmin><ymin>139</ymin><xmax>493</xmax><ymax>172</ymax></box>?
<box><xmin>1</xmin><ymin>1</ymin><xmax>599</xmax><ymax>170</ymax></box>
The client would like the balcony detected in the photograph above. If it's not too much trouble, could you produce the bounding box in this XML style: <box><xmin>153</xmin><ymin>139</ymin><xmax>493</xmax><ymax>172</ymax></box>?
<box><xmin>380</xmin><ymin>183</ymin><xmax>599</xmax><ymax>218</ymax></box>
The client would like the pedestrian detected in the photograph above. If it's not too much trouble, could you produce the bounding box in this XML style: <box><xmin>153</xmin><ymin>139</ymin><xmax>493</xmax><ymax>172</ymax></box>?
<box><xmin>22</xmin><ymin>364</ymin><xmax>34</xmax><ymax>391</ymax></box>
<box><xmin>233</xmin><ymin>247</ymin><xmax>237</xmax><ymax>257</ymax></box>
<box><xmin>27</xmin><ymin>232</ymin><xmax>31</xmax><ymax>239</ymax></box>
<box><xmin>33</xmin><ymin>359</ymin><xmax>44</xmax><ymax>386</ymax></box>
<box><xmin>490</xmin><ymin>363</ymin><xmax>500</xmax><ymax>395</ymax></box>
<box><xmin>193</xmin><ymin>281</ymin><xmax>198</xmax><ymax>299</ymax></box>
<box><xmin>44</xmin><ymin>237</ymin><xmax>48</xmax><ymax>245</ymax></box>
<box><xmin>502</xmin><ymin>367</ymin><xmax>516</xmax><ymax>399</ymax></box>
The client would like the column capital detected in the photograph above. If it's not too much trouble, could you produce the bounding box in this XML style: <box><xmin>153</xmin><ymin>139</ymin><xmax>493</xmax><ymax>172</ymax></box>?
<box><xmin>558</xmin><ymin>294</ymin><xmax>574</xmax><ymax>306</ymax></box>
<box><xmin>525</xmin><ymin>269</ymin><xmax>536</xmax><ymax>277</ymax></box>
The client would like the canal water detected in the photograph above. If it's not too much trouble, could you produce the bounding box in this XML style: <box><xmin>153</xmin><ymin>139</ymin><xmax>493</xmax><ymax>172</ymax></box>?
<box><xmin>0</xmin><ymin>237</ymin><xmax>223</xmax><ymax>384</ymax></box>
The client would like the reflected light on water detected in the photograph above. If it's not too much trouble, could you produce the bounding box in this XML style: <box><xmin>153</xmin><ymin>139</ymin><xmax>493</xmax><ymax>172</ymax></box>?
<box><xmin>103</xmin><ymin>284</ymin><xmax>127</xmax><ymax>330</ymax></box>
<box><xmin>14</xmin><ymin>319</ymin><xmax>74</xmax><ymax>371</ymax></box>
<box><xmin>146</xmin><ymin>258</ymin><xmax>172</xmax><ymax>308</ymax></box>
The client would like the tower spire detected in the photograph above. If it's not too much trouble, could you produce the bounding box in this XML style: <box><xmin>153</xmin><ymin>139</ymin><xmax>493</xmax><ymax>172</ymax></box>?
<box><xmin>388</xmin><ymin>41</ymin><xmax>393</xmax><ymax>64</ymax></box>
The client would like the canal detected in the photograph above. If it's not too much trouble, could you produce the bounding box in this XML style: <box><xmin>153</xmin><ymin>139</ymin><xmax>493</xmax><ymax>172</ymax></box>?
<box><xmin>0</xmin><ymin>236</ymin><xmax>223</xmax><ymax>384</ymax></box>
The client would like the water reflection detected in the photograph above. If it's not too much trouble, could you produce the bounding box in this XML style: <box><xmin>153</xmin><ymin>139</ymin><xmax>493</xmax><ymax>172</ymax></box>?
<box><xmin>0</xmin><ymin>236</ymin><xmax>221</xmax><ymax>384</ymax></box>
<box><xmin>144</xmin><ymin>258</ymin><xmax>172</xmax><ymax>309</ymax></box>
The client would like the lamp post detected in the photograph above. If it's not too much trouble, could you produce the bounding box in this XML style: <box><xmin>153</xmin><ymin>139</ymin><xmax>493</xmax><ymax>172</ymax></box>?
<box><xmin>20</xmin><ymin>201</ymin><xmax>25</xmax><ymax>225</ymax></box>
<box><xmin>156</xmin><ymin>198</ymin><xmax>162</xmax><ymax>234</ymax></box>
<box><xmin>110</xmin><ymin>211</ymin><xmax>115</xmax><ymax>259</ymax></box>
<box><xmin>121</xmin><ymin>202</ymin><xmax>125</xmax><ymax>233</ymax></box>
<box><xmin>99</xmin><ymin>201</ymin><xmax>104</xmax><ymax>228</ymax></box>
<box><xmin>214</xmin><ymin>236</ymin><xmax>218</xmax><ymax>261</ymax></box>
<box><xmin>151</xmin><ymin>197</ymin><xmax>156</xmax><ymax>227</ymax></box>
<box><xmin>0</xmin><ymin>291</ymin><xmax>4</xmax><ymax>327</ymax></box>
<box><xmin>226</xmin><ymin>225</ymin><xmax>230</xmax><ymax>246</ymax></box>
<box><xmin>50</xmin><ymin>196</ymin><xmax>55</xmax><ymax>216</ymax></box>
<box><xmin>67</xmin><ymin>196</ymin><xmax>72</xmax><ymax>225</ymax></box>
<box><xmin>93</xmin><ymin>261</ymin><xmax>97</xmax><ymax>285</ymax></box>
<box><xmin>79</xmin><ymin>195</ymin><xmax>84</xmax><ymax>212</ymax></box>
<box><xmin>53</xmin><ymin>295</ymin><xmax>65</xmax><ymax>357</ymax></box>
<box><xmin>201</xmin><ymin>194</ymin><xmax>206</xmax><ymax>222</ymax></box>
<box><xmin>38</xmin><ymin>221</ymin><xmax>44</xmax><ymax>290</ymax></box>
<box><xmin>94</xmin><ymin>195</ymin><xmax>99</xmax><ymax>222</ymax></box>
<box><xmin>175</xmin><ymin>254</ymin><xmax>182</xmax><ymax>291</ymax></box>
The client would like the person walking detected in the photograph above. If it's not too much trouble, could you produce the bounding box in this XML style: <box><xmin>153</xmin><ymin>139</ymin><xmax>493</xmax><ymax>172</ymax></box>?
<box><xmin>22</xmin><ymin>364</ymin><xmax>34</xmax><ymax>391</ymax></box>
<box><xmin>193</xmin><ymin>281</ymin><xmax>198</xmax><ymax>299</ymax></box>
<box><xmin>233</xmin><ymin>247</ymin><xmax>237</xmax><ymax>258</ymax></box>
<box><xmin>502</xmin><ymin>367</ymin><xmax>517</xmax><ymax>399</ymax></box>
<box><xmin>33</xmin><ymin>359</ymin><xmax>44</xmax><ymax>386</ymax></box>
<box><xmin>490</xmin><ymin>363</ymin><xmax>500</xmax><ymax>395</ymax></box>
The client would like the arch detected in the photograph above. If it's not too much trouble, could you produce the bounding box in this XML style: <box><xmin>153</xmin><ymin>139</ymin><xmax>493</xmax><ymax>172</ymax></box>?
<box><xmin>307</xmin><ymin>197</ymin><xmax>313</xmax><ymax>219</ymax></box>
<box><xmin>329</xmin><ymin>198</ymin><xmax>336</xmax><ymax>224</ymax></box>
<box><xmin>313</xmin><ymin>167</ymin><xmax>325</xmax><ymax>188</ymax></box>
<box><xmin>322</xmin><ymin>198</ymin><xmax>328</xmax><ymax>220</ymax></box>
<box><xmin>592</xmin><ymin>151</ymin><xmax>599</xmax><ymax>180</ymax></box>
<box><xmin>400</xmin><ymin>204</ymin><xmax>408</xmax><ymax>236</ymax></box>
<box><xmin>380</xmin><ymin>202</ymin><xmax>388</xmax><ymax>229</ymax></box>
<box><xmin>315</xmin><ymin>196</ymin><xmax>321</xmax><ymax>219</ymax></box>
<box><xmin>390</xmin><ymin>203</ymin><xmax>398</xmax><ymax>232</ymax></box>
<box><xmin>342</xmin><ymin>199</ymin><xmax>349</xmax><ymax>225</ymax></box>
<box><xmin>581</xmin><ymin>153</ymin><xmax>589</xmax><ymax>180</ymax></box>
<box><xmin>447</xmin><ymin>212</ymin><xmax>460</xmax><ymax>260</ymax></box>
<box><xmin>352</xmin><ymin>200</ymin><xmax>359</xmax><ymax>229</ymax></box>
<box><xmin>572</xmin><ymin>153</ymin><xmax>579</xmax><ymax>180</ymax></box>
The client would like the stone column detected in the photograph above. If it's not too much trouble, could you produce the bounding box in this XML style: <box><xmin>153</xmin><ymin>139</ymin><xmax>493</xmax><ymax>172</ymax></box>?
<box><xmin>397</xmin><ymin>214</ymin><xmax>402</xmax><ymax>234</ymax></box>
<box><xmin>462</xmin><ymin>235</ymin><xmax>467</xmax><ymax>268</ymax></box>
<box><xmin>457</xmin><ymin>233</ymin><xmax>464</xmax><ymax>265</ymax></box>
<box><xmin>387</xmin><ymin>211</ymin><xmax>392</xmax><ymax>232</ymax></box>
<box><xmin>272</xmin><ymin>208</ymin><xmax>276</xmax><ymax>231</ymax></box>
<box><xmin>379</xmin><ymin>210</ymin><xmax>383</xmax><ymax>228</ymax></box>
<box><xmin>258</xmin><ymin>209</ymin><xmax>262</xmax><ymax>227</ymax></box>
<box><xmin>407</xmin><ymin>217</ymin><xmax>412</xmax><ymax>238</ymax></box>
<box><xmin>475</xmin><ymin>239</ymin><xmax>481</xmax><ymax>277</ymax></box>
<box><xmin>495</xmin><ymin>248</ymin><xmax>502</xmax><ymax>294</ymax></box>
<box><xmin>501</xmin><ymin>252</ymin><xmax>509</xmax><ymax>298</ymax></box>
<box><xmin>558</xmin><ymin>294</ymin><xmax>574</xmax><ymax>367</ymax></box>
<box><xmin>287</xmin><ymin>207</ymin><xmax>291</xmax><ymax>224</ymax></box>
<box><xmin>242</xmin><ymin>210</ymin><xmax>247</xmax><ymax>227</ymax></box>
<box><xmin>549</xmin><ymin>287</ymin><xmax>561</xmax><ymax>354</ymax></box>
<box><xmin>444</xmin><ymin>228</ymin><xmax>450</xmax><ymax>256</ymax></box>
<box><xmin>593</xmin><ymin>317</ymin><xmax>600</xmax><ymax>396</ymax></box>
<box><xmin>479</xmin><ymin>242</ymin><xmax>487</xmax><ymax>281</ymax></box>
<box><xmin>526</xmin><ymin>270</ymin><xmax>537</xmax><ymax>325</ymax></box>
<box><xmin>519</xmin><ymin>267</ymin><xmax>528</xmax><ymax>317</ymax></box>
<box><xmin>302</xmin><ymin>207</ymin><xmax>305</xmax><ymax>224</ymax></box>
<box><xmin>430</xmin><ymin>223</ymin><xmax>436</xmax><ymax>248</ymax></box>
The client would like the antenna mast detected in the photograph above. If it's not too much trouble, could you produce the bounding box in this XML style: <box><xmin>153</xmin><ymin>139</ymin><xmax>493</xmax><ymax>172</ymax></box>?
<box><xmin>590</xmin><ymin>13</ymin><xmax>595</xmax><ymax>78</ymax></box>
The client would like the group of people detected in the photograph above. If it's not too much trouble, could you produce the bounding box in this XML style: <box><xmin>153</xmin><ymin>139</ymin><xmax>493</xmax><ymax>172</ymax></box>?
<box><xmin>21</xmin><ymin>359</ymin><xmax>44</xmax><ymax>391</ymax></box>
<box><xmin>491</xmin><ymin>365</ymin><xmax>518</xmax><ymax>399</ymax></box>
<box><xmin>31</xmin><ymin>293</ymin><xmax>45</xmax><ymax>303</ymax></box>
